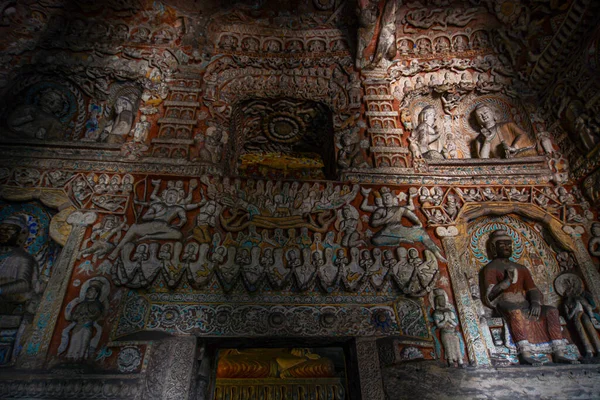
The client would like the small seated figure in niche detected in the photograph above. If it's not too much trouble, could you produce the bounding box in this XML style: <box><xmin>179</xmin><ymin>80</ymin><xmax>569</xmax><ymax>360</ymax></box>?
<box><xmin>337</xmin><ymin>127</ymin><xmax>368</xmax><ymax>169</ymax></box>
<box><xmin>6</xmin><ymin>88</ymin><xmax>68</xmax><ymax>140</ymax></box>
<box><xmin>480</xmin><ymin>230</ymin><xmax>576</xmax><ymax>365</ymax></box>
<box><xmin>196</xmin><ymin>126</ymin><xmax>224</xmax><ymax>164</ymax></box>
<box><xmin>473</xmin><ymin>104</ymin><xmax>537</xmax><ymax>159</ymax></box>
<box><xmin>408</xmin><ymin>106</ymin><xmax>446</xmax><ymax>160</ymax></box>
<box><xmin>104</xmin><ymin>94</ymin><xmax>137</xmax><ymax>144</ymax></box>
<box><xmin>398</xmin><ymin>39</ymin><xmax>412</xmax><ymax>55</ymax></box>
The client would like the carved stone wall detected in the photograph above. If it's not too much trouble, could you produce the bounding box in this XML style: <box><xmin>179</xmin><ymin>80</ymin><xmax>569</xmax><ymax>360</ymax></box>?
<box><xmin>0</xmin><ymin>1</ymin><xmax>599</xmax><ymax>399</ymax></box>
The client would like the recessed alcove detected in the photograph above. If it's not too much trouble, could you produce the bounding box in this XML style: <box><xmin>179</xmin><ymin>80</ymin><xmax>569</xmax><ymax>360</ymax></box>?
<box><xmin>227</xmin><ymin>98</ymin><xmax>337</xmax><ymax>180</ymax></box>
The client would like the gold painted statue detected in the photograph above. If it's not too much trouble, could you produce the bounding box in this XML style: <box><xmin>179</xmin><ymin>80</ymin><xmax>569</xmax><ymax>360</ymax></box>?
<box><xmin>216</xmin><ymin>348</ymin><xmax>336</xmax><ymax>379</ymax></box>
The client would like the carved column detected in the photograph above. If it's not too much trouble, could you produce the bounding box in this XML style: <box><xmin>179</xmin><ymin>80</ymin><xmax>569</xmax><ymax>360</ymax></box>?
<box><xmin>143</xmin><ymin>336</ymin><xmax>197</xmax><ymax>400</ymax></box>
<box><xmin>355</xmin><ymin>337</ymin><xmax>385</xmax><ymax>400</ymax></box>
<box><xmin>17</xmin><ymin>211</ymin><xmax>97</xmax><ymax>369</ymax></box>
<box><xmin>565</xmin><ymin>226</ymin><xmax>600</xmax><ymax>304</ymax></box>
<box><xmin>437</xmin><ymin>227</ymin><xmax>491</xmax><ymax>367</ymax></box>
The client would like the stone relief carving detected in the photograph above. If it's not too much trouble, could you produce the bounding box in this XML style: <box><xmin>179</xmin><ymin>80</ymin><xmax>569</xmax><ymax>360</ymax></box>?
<box><xmin>474</xmin><ymin>103</ymin><xmax>537</xmax><ymax>159</ymax></box>
<box><xmin>356</xmin><ymin>0</ymin><xmax>379</xmax><ymax>69</ymax></box>
<box><xmin>103</xmin><ymin>84</ymin><xmax>142</xmax><ymax>144</ymax></box>
<box><xmin>360</xmin><ymin>186</ymin><xmax>445</xmax><ymax>261</ymax></box>
<box><xmin>555</xmin><ymin>273</ymin><xmax>600</xmax><ymax>359</ymax></box>
<box><xmin>58</xmin><ymin>277</ymin><xmax>109</xmax><ymax>361</ymax></box>
<box><xmin>77</xmin><ymin>178</ymin><xmax>450</xmax><ymax>296</ymax></box>
<box><xmin>0</xmin><ymin>1</ymin><xmax>596</xmax><ymax>395</ymax></box>
<box><xmin>78</xmin><ymin>215</ymin><xmax>127</xmax><ymax>263</ymax></box>
<box><xmin>0</xmin><ymin>203</ymin><xmax>58</xmax><ymax>366</ymax></box>
<box><xmin>371</xmin><ymin>0</ymin><xmax>397</xmax><ymax>68</ymax></box>
<box><xmin>408</xmin><ymin>105</ymin><xmax>447</xmax><ymax>160</ymax></box>
<box><xmin>3</xmin><ymin>77</ymin><xmax>85</xmax><ymax>141</ymax></box>
<box><xmin>589</xmin><ymin>222</ymin><xmax>600</xmax><ymax>258</ymax></box>
<box><xmin>402</xmin><ymin>6</ymin><xmax>482</xmax><ymax>32</ymax></box>
<box><xmin>431</xmin><ymin>288</ymin><xmax>464</xmax><ymax>367</ymax></box>
<box><xmin>480</xmin><ymin>230</ymin><xmax>577</xmax><ymax>365</ymax></box>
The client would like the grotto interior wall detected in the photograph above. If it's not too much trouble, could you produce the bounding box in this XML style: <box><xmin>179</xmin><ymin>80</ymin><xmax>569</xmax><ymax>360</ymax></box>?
<box><xmin>0</xmin><ymin>0</ymin><xmax>599</xmax><ymax>399</ymax></box>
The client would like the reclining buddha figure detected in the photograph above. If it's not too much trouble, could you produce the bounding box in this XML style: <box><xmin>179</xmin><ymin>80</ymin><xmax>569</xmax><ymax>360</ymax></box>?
<box><xmin>216</xmin><ymin>348</ymin><xmax>336</xmax><ymax>379</ymax></box>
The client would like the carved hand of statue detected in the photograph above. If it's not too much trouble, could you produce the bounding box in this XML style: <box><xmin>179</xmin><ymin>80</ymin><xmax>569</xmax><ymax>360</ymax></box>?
<box><xmin>480</xmin><ymin>128</ymin><xmax>493</xmax><ymax>141</ymax></box>
<box><xmin>529</xmin><ymin>302</ymin><xmax>541</xmax><ymax>320</ymax></box>
<box><xmin>506</xmin><ymin>268</ymin><xmax>516</xmax><ymax>283</ymax></box>
<box><xmin>151</xmin><ymin>179</ymin><xmax>162</xmax><ymax>186</ymax></box>
<box><xmin>497</xmin><ymin>276</ymin><xmax>512</xmax><ymax>291</ymax></box>
<box><xmin>360</xmin><ymin>187</ymin><xmax>371</xmax><ymax>196</ymax></box>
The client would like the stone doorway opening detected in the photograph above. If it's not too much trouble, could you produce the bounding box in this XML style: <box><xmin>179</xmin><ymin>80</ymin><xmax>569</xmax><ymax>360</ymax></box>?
<box><xmin>194</xmin><ymin>337</ymin><xmax>360</xmax><ymax>400</ymax></box>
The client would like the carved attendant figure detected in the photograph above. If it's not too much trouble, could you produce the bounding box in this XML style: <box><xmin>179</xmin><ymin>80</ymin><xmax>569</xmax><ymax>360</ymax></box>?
<box><xmin>0</xmin><ymin>215</ymin><xmax>39</xmax><ymax>314</ymax></box>
<box><xmin>408</xmin><ymin>106</ymin><xmax>446</xmax><ymax>160</ymax></box>
<box><xmin>480</xmin><ymin>230</ymin><xmax>573</xmax><ymax>364</ymax></box>
<box><xmin>362</xmin><ymin>187</ymin><xmax>446</xmax><ymax>261</ymax></box>
<box><xmin>432</xmin><ymin>289</ymin><xmax>464</xmax><ymax>367</ymax></box>
<box><xmin>58</xmin><ymin>279</ymin><xmax>107</xmax><ymax>361</ymax></box>
<box><xmin>337</xmin><ymin>127</ymin><xmax>367</xmax><ymax>169</ymax></box>
<box><xmin>474</xmin><ymin>104</ymin><xmax>537</xmax><ymax>159</ymax></box>
<box><xmin>559</xmin><ymin>274</ymin><xmax>600</xmax><ymax>359</ymax></box>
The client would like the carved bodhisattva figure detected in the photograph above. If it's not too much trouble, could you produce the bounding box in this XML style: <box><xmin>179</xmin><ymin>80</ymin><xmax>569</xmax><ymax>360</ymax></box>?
<box><xmin>408</xmin><ymin>106</ymin><xmax>446</xmax><ymax>160</ymax></box>
<box><xmin>6</xmin><ymin>89</ymin><xmax>67</xmax><ymax>140</ymax></box>
<box><xmin>480</xmin><ymin>230</ymin><xmax>574</xmax><ymax>364</ymax></box>
<box><xmin>474</xmin><ymin>104</ymin><xmax>537</xmax><ymax>159</ymax></box>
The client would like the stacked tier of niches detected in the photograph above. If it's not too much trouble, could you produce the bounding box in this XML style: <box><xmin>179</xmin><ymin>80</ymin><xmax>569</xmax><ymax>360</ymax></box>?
<box><xmin>152</xmin><ymin>74</ymin><xmax>202</xmax><ymax>161</ymax></box>
<box><xmin>364</xmin><ymin>81</ymin><xmax>410</xmax><ymax>173</ymax></box>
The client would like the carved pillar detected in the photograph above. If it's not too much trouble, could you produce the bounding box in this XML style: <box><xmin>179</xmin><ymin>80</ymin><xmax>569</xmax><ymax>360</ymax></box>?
<box><xmin>17</xmin><ymin>211</ymin><xmax>97</xmax><ymax>369</ymax></box>
<box><xmin>143</xmin><ymin>336</ymin><xmax>197</xmax><ymax>400</ymax></box>
<box><xmin>565</xmin><ymin>226</ymin><xmax>600</xmax><ymax>304</ymax></box>
<box><xmin>437</xmin><ymin>226</ymin><xmax>491</xmax><ymax>367</ymax></box>
<box><xmin>355</xmin><ymin>337</ymin><xmax>385</xmax><ymax>400</ymax></box>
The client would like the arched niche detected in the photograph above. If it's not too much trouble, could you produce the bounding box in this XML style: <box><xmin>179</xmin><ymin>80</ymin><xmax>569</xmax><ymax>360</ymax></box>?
<box><xmin>226</xmin><ymin>98</ymin><xmax>337</xmax><ymax>180</ymax></box>
<box><xmin>435</xmin><ymin>201</ymin><xmax>600</xmax><ymax>366</ymax></box>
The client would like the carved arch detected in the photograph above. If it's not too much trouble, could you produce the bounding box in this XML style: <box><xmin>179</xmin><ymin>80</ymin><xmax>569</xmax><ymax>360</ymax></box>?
<box><xmin>454</xmin><ymin>202</ymin><xmax>575</xmax><ymax>252</ymax></box>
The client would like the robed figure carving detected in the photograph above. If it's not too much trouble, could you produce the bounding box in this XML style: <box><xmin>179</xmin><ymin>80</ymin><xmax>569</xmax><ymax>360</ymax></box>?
<box><xmin>480</xmin><ymin>230</ymin><xmax>574</xmax><ymax>365</ymax></box>
<box><xmin>473</xmin><ymin>104</ymin><xmax>537</xmax><ymax>159</ymax></box>
<box><xmin>0</xmin><ymin>215</ymin><xmax>39</xmax><ymax>314</ymax></box>
<box><xmin>0</xmin><ymin>214</ymin><xmax>41</xmax><ymax>365</ymax></box>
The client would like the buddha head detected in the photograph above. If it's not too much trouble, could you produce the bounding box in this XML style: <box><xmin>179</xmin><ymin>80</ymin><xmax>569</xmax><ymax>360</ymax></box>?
<box><xmin>487</xmin><ymin>230</ymin><xmax>513</xmax><ymax>259</ymax></box>
<box><xmin>474</xmin><ymin>104</ymin><xmax>497</xmax><ymax>130</ymax></box>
